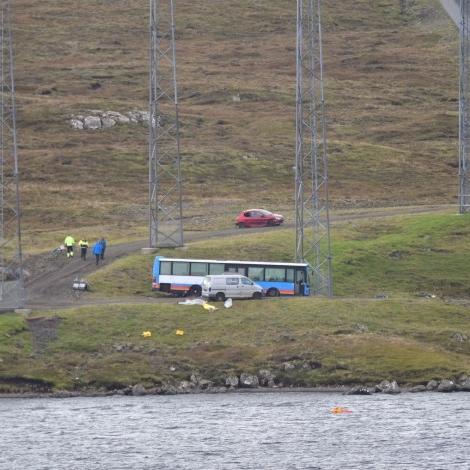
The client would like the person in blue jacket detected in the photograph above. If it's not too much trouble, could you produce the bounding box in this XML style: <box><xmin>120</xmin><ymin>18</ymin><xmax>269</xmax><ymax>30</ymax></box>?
<box><xmin>99</xmin><ymin>237</ymin><xmax>106</xmax><ymax>260</ymax></box>
<box><xmin>92</xmin><ymin>240</ymin><xmax>104</xmax><ymax>265</ymax></box>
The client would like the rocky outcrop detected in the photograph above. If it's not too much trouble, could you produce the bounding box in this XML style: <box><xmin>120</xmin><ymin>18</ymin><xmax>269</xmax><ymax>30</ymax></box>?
<box><xmin>409</xmin><ymin>385</ymin><xmax>427</xmax><ymax>393</ymax></box>
<box><xmin>68</xmin><ymin>110</ymin><xmax>149</xmax><ymax>130</ymax></box>
<box><xmin>258</xmin><ymin>370</ymin><xmax>276</xmax><ymax>387</ymax></box>
<box><xmin>437</xmin><ymin>379</ymin><xmax>456</xmax><ymax>392</ymax></box>
<box><xmin>239</xmin><ymin>373</ymin><xmax>259</xmax><ymax>388</ymax></box>
<box><xmin>459</xmin><ymin>379</ymin><xmax>470</xmax><ymax>391</ymax></box>
<box><xmin>131</xmin><ymin>384</ymin><xmax>146</xmax><ymax>396</ymax></box>
<box><xmin>345</xmin><ymin>386</ymin><xmax>373</xmax><ymax>395</ymax></box>
<box><xmin>376</xmin><ymin>380</ymin><xmax>401</xmax><ymax>394</ymax></box>
<box><xmin>426</xmin><ymin>380</ymin><xmax>439</xmax><ymax>391</ymax></box>
<box><xmin>225</xmin><ymin>376</ymin><xmax>239</xmax><ymax>388</ymax></box>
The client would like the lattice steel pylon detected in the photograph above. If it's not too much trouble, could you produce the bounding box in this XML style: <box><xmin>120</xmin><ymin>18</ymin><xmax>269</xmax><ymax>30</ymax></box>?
<box><xmin>148</xmin><ymin>0</ymin><xmax>183</xmax><ymax>247</ymax></box>
<box><xmin>459</xmin><ymin>0</ymin><xmax>470</xmax><ymax>213</ymax></box>
<box><xmin>295</xmin><ymin>0</ymin><xmax>332</xmax><ymax>296</ymax></box>
<box><xmin>0</xmin><ymin>0</ymin><xmax>24</xmax><ymax>309</ymax></box>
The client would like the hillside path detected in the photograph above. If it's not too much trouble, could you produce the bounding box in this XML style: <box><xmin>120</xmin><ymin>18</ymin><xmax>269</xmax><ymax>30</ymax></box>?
<box><xmin>24</xmin><ymin>205</ymin><xmax>452</xmax><ymax>309</ymax></box>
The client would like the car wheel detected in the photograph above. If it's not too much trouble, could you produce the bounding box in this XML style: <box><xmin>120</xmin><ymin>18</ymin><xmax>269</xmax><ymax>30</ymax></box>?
<box><xmin>188</xmin><ymin>285</ymin><xmax>202</xmax><ymax>297</ymax></box>
<box><xmin>238</xmin><ymin>223</ymin><xmax>246</xmax><ymax>229</ymax></box>
<box><xmin>267</xmin><ymin>288</ymin><xmax>280</xmax><ymax>297</ymax></box>
<box><xmin>252</xmin><ymin>292</ymin><xmax>262</xmax><ymax>300</ymax></box>
<box><xmin>215</xmin><ymin>292</ymin><xmax>226</xmax><ymax>301</ymax></box>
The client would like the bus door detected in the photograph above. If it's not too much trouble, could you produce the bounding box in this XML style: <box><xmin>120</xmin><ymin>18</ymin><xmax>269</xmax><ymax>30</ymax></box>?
<box><xmin>295</xmin><ymin>269</ymin><xmax>307</xmax><ymax>296</ymax></box>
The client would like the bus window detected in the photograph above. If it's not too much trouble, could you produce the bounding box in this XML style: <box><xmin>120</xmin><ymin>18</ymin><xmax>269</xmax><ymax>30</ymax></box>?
<box><xmin>248</xmin><ymin>266</ymin><xmax>264</xmax><ymax>281</ymax></box>
<box><xmin>209</xmin><ymin>263</ymin><xmax>224</xmax><ymax>275</ymax></box>
<box><xmin>265</xmin><ymin>267</ymin><xmax>286</xmax><ymax>282</ymax></box>
<box><xmin>286</xmin><ymin>269</ymin><xmax>294</xmax><ymax>283</ymax></box>
<box><xmin>173</xmin><ymin>262</ymin><xmax>189</xmax><ymax>276</ymax></box>
<box><xmin>236</xmin><ymin>266</ymin><xmax>247</xmax><ymax>276</ymax></box>
<box><xmin>191</xmin><ymin>262</ymin><xmax>208</xmax><ymax>276</ymax></box>
<box><xmin>160</xmin><ymin>261</ymin><xmax>171</xmax><ymax>275</ymax></box>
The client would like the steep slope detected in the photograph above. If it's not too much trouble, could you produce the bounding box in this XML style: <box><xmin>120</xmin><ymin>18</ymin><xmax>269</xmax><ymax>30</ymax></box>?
<box><xmin>12</xmin><ymin>0</ymin><xmax>459</xmax><ymax>248</ymax></box>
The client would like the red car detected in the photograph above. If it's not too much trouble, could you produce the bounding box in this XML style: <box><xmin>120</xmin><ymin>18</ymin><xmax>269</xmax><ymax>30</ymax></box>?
<box><xmin>236</xmin><ymin>209</ymin><xmax>284</xmax><ymax>228</ymax></box>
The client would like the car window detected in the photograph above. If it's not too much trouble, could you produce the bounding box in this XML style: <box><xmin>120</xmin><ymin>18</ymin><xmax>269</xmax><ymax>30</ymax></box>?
<box><xmin>244</xmin><ymin>211</ymin><xmax>251</xmax><ymax>217</ymax></box>
<box><xmin>225</xmin><ymin>277</ymin><xmax>239</xmax><ymax>285</ymax></box>
<box><xmin>241</xmin><ymin>277</ymin><xmax>253</xmax><ymax>285</ymax></box>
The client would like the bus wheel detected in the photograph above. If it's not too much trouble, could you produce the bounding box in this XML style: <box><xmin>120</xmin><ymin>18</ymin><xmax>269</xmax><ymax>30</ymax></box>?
<box><xmin>267</xmin><ymin>288</ymin><xmax>280</xmax><ymax>297</ymax></box>
<box><xmin>188</xmin><ymin>285</ymin><xmax>202</xmax><ymax>297</ymax></box>
<box><xmin>252</xmin><ymin>292</ymin><xmax>262</xmax><ymax>300</ymax></box>
<box><xmin>215</xmin><ymin>292</ymin><xmax>226</xmax><ymax>301</ymax></box>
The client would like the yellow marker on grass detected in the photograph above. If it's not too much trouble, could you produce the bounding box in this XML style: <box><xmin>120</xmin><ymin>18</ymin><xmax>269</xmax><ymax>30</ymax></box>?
<box><xmin>176</xmin><ymin>329</ymin><xmax>184</xmax><ymax>336</ymax></box>
<box><xmin>142</xmin><ymin>331</ymin><xmax>152</xmax><ymax>338</ymax></box>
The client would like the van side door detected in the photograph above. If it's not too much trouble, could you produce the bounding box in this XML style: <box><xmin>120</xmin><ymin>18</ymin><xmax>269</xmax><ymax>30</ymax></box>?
<box><xmin>225</xmin><ymin>276</ymin><xmax>241</xmax><ymax>298</ymax></box>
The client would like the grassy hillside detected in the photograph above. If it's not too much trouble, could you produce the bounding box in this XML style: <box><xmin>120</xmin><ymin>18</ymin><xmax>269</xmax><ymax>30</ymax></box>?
<box><xmin>1</xmin><ymin>298</ymin><xmax>470</xmax><ymax>392</ymax></box>
<box><xmin>12</xmin><ymin>0</ymin><xmax>460</xmax><ymax>250</ymax></box>
<box><xmin>87</xmin><ymin>212</ymin><xmax>470</xmax><ymax>298</ymax></box>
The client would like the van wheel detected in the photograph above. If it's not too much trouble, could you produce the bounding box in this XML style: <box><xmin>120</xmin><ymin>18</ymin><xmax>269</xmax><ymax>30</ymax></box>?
<box><xmin>188</xmin><ymin>285</ymin><xmax>202</xmax><ymax>297</ymax></box>
<box><xmin>267</xmin><ymin>288</ymin><xmax>280</xmax><ymax>297</ymax></box>
<box><xmin>252</xmin><ymin>292</ymin><xmax>262</xmax><ymax>300</ymax></box>
<box><xmin>238</xmin><ymin>223</ymin><xmax>245</xmax><ymax>229</ymax></box>
<box><xmin>215</xmin><ymin>292</ymin><xmax>226</xmax><ymax>301</ymax></box>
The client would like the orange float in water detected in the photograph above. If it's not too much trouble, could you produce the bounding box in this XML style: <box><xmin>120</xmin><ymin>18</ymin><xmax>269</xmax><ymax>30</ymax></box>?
<box><xmin>330</xmin><ymin>407</ymin><xmax>352</xmax><ymax>414</ymax></box>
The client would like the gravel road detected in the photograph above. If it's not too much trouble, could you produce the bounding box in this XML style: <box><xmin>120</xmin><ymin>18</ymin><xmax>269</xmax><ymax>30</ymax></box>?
<box><xmin>24</xmin><ymin>205</ymin><xmax>452</xmax><ymax>309</ymax></box>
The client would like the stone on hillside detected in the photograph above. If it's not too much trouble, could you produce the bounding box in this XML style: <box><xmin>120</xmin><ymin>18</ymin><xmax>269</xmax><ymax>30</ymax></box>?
<box><xmin>101</xmin><ymin>117</ymin><xmax>116</xmax><ymax>129</ymax></box>
<box><xmin>437</xmin><ymin>379</ymin><xmax>456</xmax><ymax>393</ymax></box>
<box><xmin>178</xmin><ymin>380</ymin><xmax>193</xmax><ymax>392</ymax></box>
<box><xmin>198</xmin><ymin>379</ymin><xmax>213</xmax><ymax>390</ymax></box>
<box><xmin>225</xmin><ymin>375</ymin><xmax>239</xmax><ymax>388</ymax></box>
<box><xmin>190</xmin><ymin>373</ymin><xmax>201</xmax><ymax>385</ymax></box>
<box><xmin>354</xmin><ymin>323</ymin><xmax>368</xmax><ymax>333</ymax></box>
<box><xmin>409</xmin><ymin>385</ymin><xmax>427</xmax><ymax>393</ymax></box>
<box><xmin>115</xmin><ymin>113</ymin><xmax>130</xmax><ymax>124</ymax></box>
<box><xmin>131</xmin><ymin>384</ymin><xmax>146</xmax><ymax>396</ymax></box>
<box><xmin>450</xmin><ymin>332</ymin><xmax>468</xmax><ymax>343</ymax></box>
<box><xmin>282</xmin><ymin>361</ymin><xmax>296</xmax><ymax>371</ymax></box>
<box><xmin>258</xmin><ymin>370</ymin><xmax>276</xmax><ymax>387</ymax></box>
<box><xmin>83</xmin><ymin>116</ymin><xmax>101</xmax><ymax>130</ymax></box>
<box><xmin>70</xmin><ymin>119</ymin><xmax>84</xmax><ymax>130</ymax></box>
<box><xmin>239</xmin><ymin>373</ymin><xmax>259</xmax><ymax>388</ymax></box>
<box><xmin>426</xmin><ymin>380</ymin><xmax>438</xmax><ymax>391</ymax></box>
<box><xmin>126</xmin><ymin>111</ymin><xmax>141</xmax><ymax>123</ymax></box>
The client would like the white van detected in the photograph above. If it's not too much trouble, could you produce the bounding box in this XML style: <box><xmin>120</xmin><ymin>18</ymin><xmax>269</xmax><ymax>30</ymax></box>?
<box><xmin>201</xmin><ymin>274</ymin><xmax>264</xmax><ymax>301</ymax></box>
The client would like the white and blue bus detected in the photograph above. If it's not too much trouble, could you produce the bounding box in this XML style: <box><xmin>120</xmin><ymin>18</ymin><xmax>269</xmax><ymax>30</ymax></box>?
<box><xmin>152</xmin><ymin>256</ymin><xmax>310</xmax><ymax>297</ymax></box>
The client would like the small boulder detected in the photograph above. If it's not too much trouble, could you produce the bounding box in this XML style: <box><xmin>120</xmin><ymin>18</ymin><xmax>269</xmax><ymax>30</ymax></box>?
<box><xmin>459</xmin><ymin>379</ymin><xmax>470</xmax><ymax>392</ymax></box>
<box><xmin>450</xmin><ymin>332</ymin><xmax>468</xmax><ymax>343</ymax></box>
<box><xmin>282</xmin><ymin>361</ymin><xmax>296</xmax><ymax>371</ymax></box>
<box><xmin>409</xmin><ymin>385</ymin><xmax>427</xmax><ymax>393</ymax></box>
<box><xmin>426</xmin><ymin>380</ymin><xmax>439</xmax><ymax>391</ymax></box>
<box><xmin>377</xmin><ymin>380</ymin><xmax>401</xmax><ymax>394</ymax></box>
<box><xmin>225</xmin><ymin>376</ymin><xmax>239</xmax><ymax>388</ymax></box>
<box><xmin>190</xmin><ymin>373</ymin><xmax>201</xmax><ymax>385</ymax></box>
<box><xmin>198</xmin><ymin>379</ymin><xmax>213</xmax><ymax>390</ymax></box>
<box><xmin>70</xmin><ymin>118</ymin><xmax>84</xmax><ymax>130</ymax></box>
<box><xmin>83</xmin><ymin>116</ymin><xmax>101</xmax><ymax>130</ymax></box>
<box><xmin>345</xmin><ymin>386</ymin><xmax>373</xmax><ymax>395</ymax></box>
<box><xmin>101</xmin><ymin>117</ymin><xmax>116</xmax><ymax>129</ymax></box>
<box><xmin>258</xmin><ymin>369</ymin><xmax>276</xmax><ymax>387</ymax></box>
<box><xmin>131</xmin><ymin>384</ymin><xmax>146</xmax><ymax>396</ymax></box>
<box><xmin>437</xmin><ymin>379</ymin><xmax>456</xmax><ymax>393</ymax></box>
<box><xmin>239</xmin><ymin>373</ymin><xmax>259</xmax><ymax>388</ymax></box>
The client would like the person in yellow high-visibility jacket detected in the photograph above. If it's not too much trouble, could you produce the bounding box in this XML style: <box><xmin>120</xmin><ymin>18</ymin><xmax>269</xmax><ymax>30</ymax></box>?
<box><xmin>79</xmin><ymin>239</ymin><xmax>89</xmax><ymax>261</ymax></box>
<box><xmin>64</xmin><ymin>235</ymin><xmax>75</xmax><ymax>258</ymax></box>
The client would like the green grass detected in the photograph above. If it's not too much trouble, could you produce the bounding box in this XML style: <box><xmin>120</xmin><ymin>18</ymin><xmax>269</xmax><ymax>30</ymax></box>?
<box><xmin>1</xmin><ymin>298</ymin><xmax>469</xmax><ymax>391</ymax></box>
<box><xmin>88</xmin><ymin>212</ymin><xmax>470</xmax><ymax>299</ymax></box>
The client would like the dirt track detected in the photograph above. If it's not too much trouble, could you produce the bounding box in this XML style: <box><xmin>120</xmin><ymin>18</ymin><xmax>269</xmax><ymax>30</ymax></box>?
<box><xmin>24</xmin><ymin>205</ymin><xmax>452</xmax><ymax>309</ymax></box>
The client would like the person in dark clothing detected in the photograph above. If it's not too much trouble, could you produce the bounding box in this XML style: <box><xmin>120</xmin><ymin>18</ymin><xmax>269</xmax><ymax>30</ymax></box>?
<box><xmin>99</xmin><ymin>237</ymin><xmax>106</xmax><ymax>260</ymax></box>
<box><xmin>79</xmin><ymin>239</ymin><xmax>89</xmax><ymax>261</ymax></box>
<box><xmin>92</xmin><ymin>241</ymin><xmax>104</xmax><ymax>266</ymax></box>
